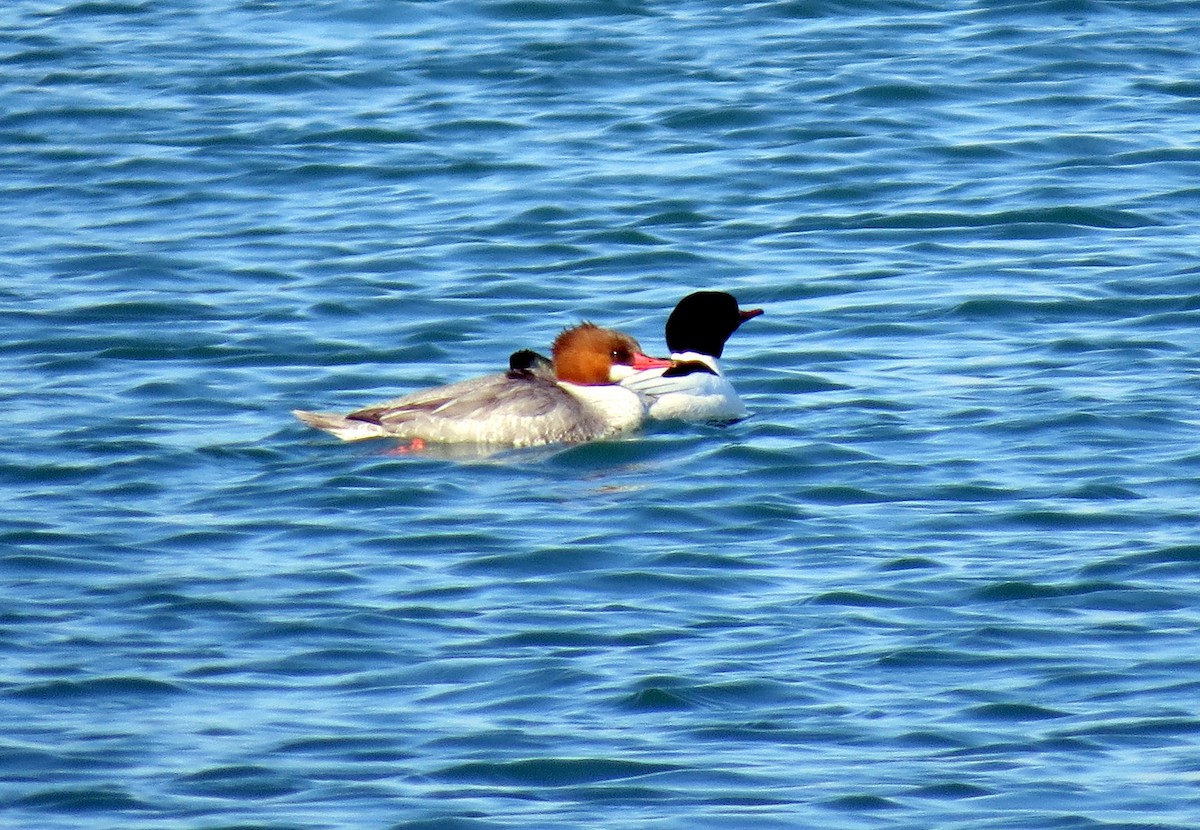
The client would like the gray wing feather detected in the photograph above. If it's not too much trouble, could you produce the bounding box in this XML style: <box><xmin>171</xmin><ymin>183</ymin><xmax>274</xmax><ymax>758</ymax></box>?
<box><xmin>343</xmin><ymin>373</ymin><xmax>602</xmax><ymax>445</ymax></box>
<box><xmin>349</xmin><ymin>373</ymin><xmax>557</xmax><ymax>423</ymax></box>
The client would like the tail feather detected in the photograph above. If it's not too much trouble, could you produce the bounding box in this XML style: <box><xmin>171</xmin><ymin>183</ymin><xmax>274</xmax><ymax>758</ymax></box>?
<box><xmin>293</xmin><ymin>409</ymin><xmax>388</xmax><ymax>442</ymax></box>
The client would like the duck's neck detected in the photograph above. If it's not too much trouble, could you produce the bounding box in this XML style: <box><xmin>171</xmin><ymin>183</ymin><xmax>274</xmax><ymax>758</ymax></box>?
<box><xmin>670</xmin><ymin>351</ymin><xmax>722</xmax><ymax>373</ymax></box>
<box><xmin>559</xmin><ymin>383</ymin><xmax>645</xmax><ymax>435</ymax></box>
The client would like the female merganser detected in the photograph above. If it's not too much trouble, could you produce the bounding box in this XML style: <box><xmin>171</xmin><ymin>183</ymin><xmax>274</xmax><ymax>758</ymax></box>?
<box><xmin>620</xmin><ymin>291</ymin><xmax>762</xmax><ymax>421</ymax></box>
<box><xmin>293</xmin><ymin>323</ymin><xmax>671</xmax><ymax>447</ymax></box>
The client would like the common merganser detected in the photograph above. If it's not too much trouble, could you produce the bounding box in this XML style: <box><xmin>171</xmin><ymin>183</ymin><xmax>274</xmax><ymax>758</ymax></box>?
<box><xmin>620</xmin><ymin>291</ymin><xmax>763</xmax><ymax>421</ymax></box>
<box><xmin>293</xmin><ymin>323</ymin><xmax>671</xmax><ymax>447</ymax></box>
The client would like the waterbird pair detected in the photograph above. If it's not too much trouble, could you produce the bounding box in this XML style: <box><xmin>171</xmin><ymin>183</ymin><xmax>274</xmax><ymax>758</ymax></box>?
<box><xmin>294</xmin><ymin>291</ymin><xmax>762</xmax><ymax>449</ymax></box>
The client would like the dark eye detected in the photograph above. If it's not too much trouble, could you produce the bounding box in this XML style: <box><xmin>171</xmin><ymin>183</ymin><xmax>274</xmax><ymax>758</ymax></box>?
<box><xmin>611</xmin><ymin>347</ymin><xmax>631</xmax><ymax>362</ymax></box>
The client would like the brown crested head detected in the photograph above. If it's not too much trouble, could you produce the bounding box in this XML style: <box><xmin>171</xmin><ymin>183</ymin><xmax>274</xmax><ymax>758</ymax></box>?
<box><xmin>551</xmin><ymin>322</ymin><xmax>645</xmax><ymax>385</ymax></box>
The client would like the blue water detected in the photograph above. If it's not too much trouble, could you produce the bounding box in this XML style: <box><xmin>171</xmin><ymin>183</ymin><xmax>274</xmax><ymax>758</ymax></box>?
<box><xmin>4</xmin><ymin>1</ymin><xmax>1200</xmax><ymax>827</ymax></box>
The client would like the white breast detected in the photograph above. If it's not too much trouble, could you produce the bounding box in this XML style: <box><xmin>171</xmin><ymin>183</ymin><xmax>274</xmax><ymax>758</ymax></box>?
<box><xmin>559</xmin><ymin>382</ymin><xmax>648</xmax><ymax>437</ymax></box>
<box><xmin>620</xmin><ymin>353</ymin><xmax>747</xmax><ymax>422</ymax></box>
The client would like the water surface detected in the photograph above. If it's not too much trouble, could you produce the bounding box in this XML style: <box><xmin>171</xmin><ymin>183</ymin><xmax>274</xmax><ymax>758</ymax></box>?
<box><xmin>3</xmin><ymin>1</ymin><xmax>1200</xmax><ymax>828</ymax></box>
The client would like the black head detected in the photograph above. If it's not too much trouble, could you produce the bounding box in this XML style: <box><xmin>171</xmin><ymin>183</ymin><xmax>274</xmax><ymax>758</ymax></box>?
<box><xmin>507</xmin><ymin>349</ymin><xmax>553</xmax><ymax>379</ymax></box>
<box><xmin>509</xmin><ymin>349</ymin><xmax>551</xmax><ymax>372</ymax></box>
<box><xmin>664</xmin><ymin>291</ymin><xmax>763</xmax><ymax>358</ymax></box>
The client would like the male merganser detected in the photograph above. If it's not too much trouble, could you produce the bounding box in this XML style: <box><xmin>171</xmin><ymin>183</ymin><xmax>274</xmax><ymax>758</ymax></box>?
<box><xmin>620</xmin><ymin>291</ymin><xmax>763</xmax><ymax>421</ymax></box>
<box><xmin>293</xmin><ymin>323</ymin><xmax>671</xmax><ymax>447</ymax></box>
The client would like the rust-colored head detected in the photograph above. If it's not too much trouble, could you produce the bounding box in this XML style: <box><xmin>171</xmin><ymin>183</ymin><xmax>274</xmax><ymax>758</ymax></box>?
<box><xmin>551</xmin><ymin>323</ymin><xmax>670</xmax><ymax>385</ymax></box>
